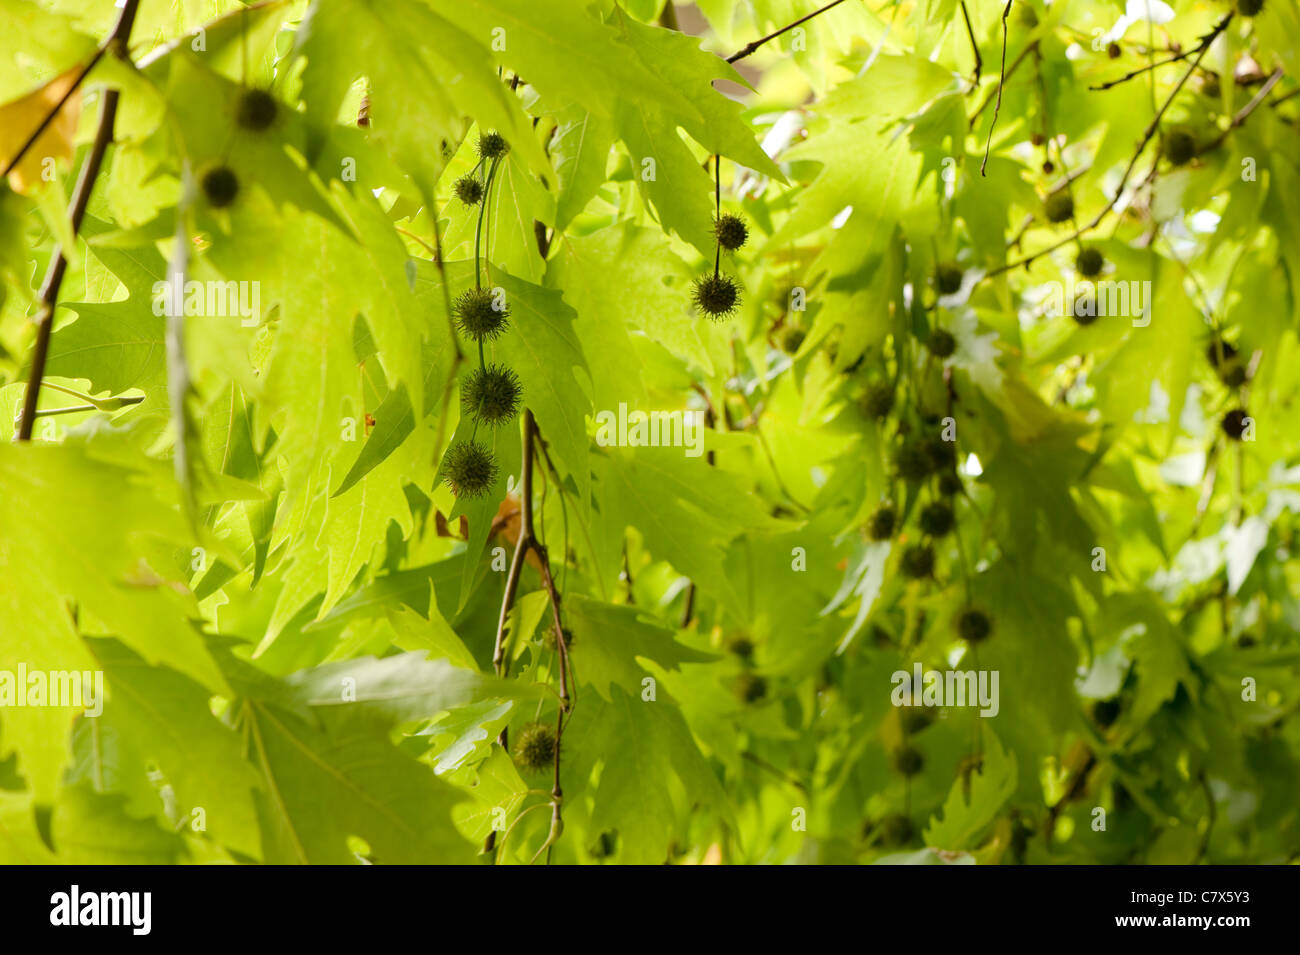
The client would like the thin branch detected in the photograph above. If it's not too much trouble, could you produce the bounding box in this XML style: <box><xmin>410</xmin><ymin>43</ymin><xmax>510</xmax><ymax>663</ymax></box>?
<box><xmin>1089</xmin><ymin>47</ymin><xmax>1205</xmax><ymax>91</ymax></box>
<box><xmin>980</xmin><ymin>1</ymin><xmax>1013</xmax><ymax>177</ymax></box>
<box><xmin>680</xmin><ymin>398</ymin><xmax>717</xmax><ymax>628</ymax></box>
<box><xmin>485</xmin><ymin>412</ymin><xmax>573</xmax><ymax>863</ymax></box>
<box><xmin>16</xmin><ymin>0</ymin><xmax>141</xmax><ymax>441</ymax></box>
<box><xmin>968</xmin><ymin>41</ymin><xmax>1032</xmax><ymax>128</ymax></box>
<box><xmin>983</xmin><ymin>14</ymin><xmax>1232</xmax><ymax>282</ymax></box>
<box><xmin>1</xmin><ymin>42</ymin><xmax>112</xmax><ymax>179</ymax></box>
<box><xmin>959</xmin><ymin>1</ymin><xmax>982</xmax><ymax>89</ymax></box>
<box><xmin>1203</xmin><ymin>67</ymin><xmax>1284</xmax><ymax>152</ymax></box>
<box><xmin>726</xmin><ymin>0</ymin><xmax>849</xmax><ymax>63</ymax></box>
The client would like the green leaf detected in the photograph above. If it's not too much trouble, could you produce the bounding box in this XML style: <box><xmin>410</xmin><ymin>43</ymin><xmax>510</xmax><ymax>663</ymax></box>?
<box><xmin>567</xmin><ymin>684</ymin><xmax>727</xmax><ymax>864</ymax></box>
<box><xmin>279</xmin><ymin>652</ymin><xmax>540</xmax><ymax>727</ymax></box>
<box><xmin>84</xmin><ymin>638</ymin><xmax>263</xmax><ymax>859</ymax></box>
<box><xmin>245</xmin><ymin>700</ymin><xmax>476</xmax><ymax>864</ymax></box>
<box><xmin>924</xmin><ymin>727</ymin><xmax>1018</xmax><ymax>851</ymax></box>
<box><xmin>566</xmin><ymin>595</ymin><xmax>715</xmax><ymax>701</ymax></box>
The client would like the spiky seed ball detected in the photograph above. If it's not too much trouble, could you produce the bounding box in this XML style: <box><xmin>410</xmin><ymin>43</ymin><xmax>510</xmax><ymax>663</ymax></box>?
<box><xmin>927</xmin><ymin>328</ymin><xmax>957</xmax><ymax>359</ymax></box>
<box><xmin>726</xmin><ymin>634</ymin><xmax>755</xmax><ymax>659</ymax></box>
<box><xmin>735</xmin><ymin>672</ymin><xmax>767</xmax><ymax>704</ymax></box>
<box><xmin>877</xmin><ymin>812</ymin><xmax>915</xmax><ymax>847</ymax></box>
<box><xmin>1092</xmin><ymin>698</ymin><xmax>1121</xmax><ymax>729</ymax></box>
<box><xmin>1201</xmin><ymin>72</ymin><xmax>1221</xmax><ymax>99</ymax></box>
<box><xmin>454</xmin><ymin>175</ymin><xmax>484</xmax><ymax>205</ymax></box>
<box><xmin>1072</xmin><ymin>292</ymin><xmax>1098</xmax><ymax>326</ymax></box>
<box><xmin>1207</xmin><ymin>340</ymin><xmax>1246</xmax><ymax>386</ymax></box>
<box><xmin>200</xmin><ymin>164</ymin><xmax>239</xmax><ymax>208</ymax></box>
<box><xmin>781</xmin><ymin>326</ymin><xmax>806</xmax><ymax>354</ymax></box>
<box><xmin>1206</xmin><ymin>343</ymin><xmax>1248</xmax><ymax>387</ymax></box>
<box><xmin>938</xmin><ymin>471</ymin><xmax>964</xmax><ymax>497</ymax></box>
<box><xmin>1044</xmin><ymin>191</ymin><xmax>1074</xmax><ymax>224</ymax></box>
<box><xmin>1076</xmin><ymin>247</ymin><xmax>1104</xmax><ymax>278</ymax></box>
<box><xmin>868</xmin><ymin>504</ymin><xmax>897</xmax><ymax>542</ymax></box>
<box><xmin>590</xmin><ymin>831</ymin><xmax>617</xmax><ymax>859</ymax></box>
<box><xmin>895</xmin><ymin>442</ymin><xmax>934</xmax><ymax>482</ymax></box>
<box><xmin>923</xmin><ymin>436</ymin><xmax>957</xmax><ymax>472</ymax></box>
<box><xmin>919</xmin><ymin>501</ymin><xmax>955</xmax><ymax>537</ymax></box>
<box><xmin>1237</xmin><ymin>0</ymin><xmax>1264</xmax><ymax>16</ymax></box>
<box><xmin>958</xmin><ymin>608</ymin><xmax>992</xmax><ymax>644</ymax></box>
<box><xmin>477</xmin><ymin>130</ymin><xmax>509</xmax><ymax>160</ymax></box>
<box><xmin>514</xmin><ymin>722</ymin><xmax>556</xmax><ymax>772</ymax></box>
<box><xmin>462</xmin><ymin>363</ymin><xmax>522</xmax><ymax>425</ymax></box>
<box><xmin>1164</xmin><ymin>128</ymin><xmax>1197</xmax><ymax>166</ymax></box>
<box><xmin>543</xmin><ymin>626</ymin><xmax>574</xmax><ymax>651</ymax></box>
<box><xmin>900</xmin><ymin>544</ymin><xmax>934</xmax><ymax>579</ymax></box>
<box><xmin>1221</xmin><ymin>408</ymin><xmax>1249</xmax><ymax>440</ymax></box>
<box><xmin>934</xmin><ymin>262</ymin><xmax>963</xmax><ymax>295</ymax></box>
<box><xmin>692</xmin><ymin>273</ymin><xmax>741</xmax><ymax>320</ymax></box>
<box><xmin>864</xmin><ymin>382</ymin><xmax>895</xmax><ymax>420</ymax></box>
<box><xmin>892</xmin><ymin>745</ymin><xmax>924</xmax><ymax>777</ymax></box>
<box><xmin>453</xmin><ymin>287</ymin><xmax>510</xmax><ymax>340</ymax></box>
<box><xmin>1106</xmin><ymin>41</ymin><xmax>1122</xmax><ymax>59</ymax></box>
<box><xmin>236</xmin><ymin>89</ymin><xmax>278</xmax><ymax>132</ymax></box>
<box><xmin>1220</xmin><ymin>361</ymin><xmax>1247</xmax><ymax>387</ymax></box>
<box><xmin>1206</xmin><ymin>339</ymin><xmax>1239</xmax><ymax>368</ymax></box>
<box><xmin>714</xmin><ymin>213</ymin><xmax>748</xmax><ymax>251</ymax></box>
<box><xmin>442</xmin><ymin>440</ymin><xmax>497</xmax><ymax>498</ymax></box>
<box><xmin>900</xmin><ymin>707</ymin><xmax>934</xmax><ymax>735</ymax></box>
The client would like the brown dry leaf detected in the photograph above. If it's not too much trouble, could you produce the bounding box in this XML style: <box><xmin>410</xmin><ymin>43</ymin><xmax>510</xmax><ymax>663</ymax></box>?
<box><xmin>491</xmin><ymin>493</ymin><xmax>543</xmax><ymax>570</ymax></box>
<box><xmin>0</xmin><ymin>66</ymin><xmax>85</xmax><ymax>194</ymax></box>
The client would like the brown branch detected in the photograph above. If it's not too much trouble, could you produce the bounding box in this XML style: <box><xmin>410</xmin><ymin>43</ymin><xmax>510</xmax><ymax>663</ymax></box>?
<box><xmin>1203</xmin><ymin>67</ymin><xmax>1285</xmax><ymax>152</ymax></box>
<box><xmin>982</xmin><ymin>13</ymin><xmax>1232</xmax><ymax>282</ymax></box>
<box><xmin>1089</xmin><ymin>47</ymin><xmax>1206</xmax><ymax>92</ymax></box>
<box><xmin>726</xmin><ymin>0</ymin><xmax>850</xmax><ymax>63</ymax></box>
<box><xmin>679</xmin><ymin>398</ymin><xmax>717</xmax><ymax>628</ymax></box>
<box><xmin>968</xmin><ymin>41</ymin><xmax>1032</xmax><ymax>128</ymax></box>
<box><xmin>484</xmin><ymin>411</ymin><xmax>573</xmax><ymax>862</ymax></box>
<box><xmin>16</xmin><ymin>0</ymin><xmax>141</xmax><ymax>441</ymax></box>
<box><xmin>0</xmin><ymin>39</ymin><xmax>114</xmax><ymax>180</ymax></box>
<box><xmin>960</xmin><ymin>1</ymin><xmax>982</xmax><ymax>89</ymax></box>
<box><xmin>980</xmin><ymin>1</ymin><xmax>1013</xmax><ymax>177</ymax></box>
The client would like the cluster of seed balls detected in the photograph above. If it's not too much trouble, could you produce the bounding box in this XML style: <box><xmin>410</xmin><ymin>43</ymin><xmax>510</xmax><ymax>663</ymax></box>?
<box><xmin>1207</xmin><ymin>338</ymin><xmax>1254</xmax><ymax>441</ymax></box>
<box><xmin>692</xmin><ymin>213</ymin><xmax>749</xmax><ymax>320</ymax></box>
<box><xmin>196</xmin><ymin>88</ymin><xmax>280</xmax><ymax>208</ymax></box>
<box><xmin>724</xmin><ymin>633</ymin><xmax>767</xmax><ymax>704</ymax></box>
<box><xmin>441</xmin><ymin>132</ymin><xmax>523</xmax><ymax>499</ymax></box>
<box><xmin>866</xmin><ymin>704</ymin><xmax>938</xmax><ymax>847</ymax></box>
<box><xmin>861</xmin><ymin>378</ymin><xmax>993</xmax><ymax>647</ymax></box>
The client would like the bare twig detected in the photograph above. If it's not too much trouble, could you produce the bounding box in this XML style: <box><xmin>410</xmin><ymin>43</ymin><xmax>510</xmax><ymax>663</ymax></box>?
<box><xmin>969</xmin><ymin>41</ymin><xmax>1032</xmax><ymax>128</ymax></box>
<box><xmin>16</xmin><ymin>0</ymin><xmax>141</xmax><ymax>441</ymax></box>
<box><xmin>726</xmin><ymin>0</ymin><xmax>850</xmax><ymax>63</ymax></box>
<box><xmin>981</xmin><ymin>1</ymin><xmax>1013</xmax><ymax>177</ymax></box>
<box><xmin>982</xmin><ymin>14</ymin><xmax>1232</xmax><ymax>282</ymax></box>
<box><xmin>1203</xmin><ymin>67</ymin><xmax>1284</xmax><ymax>152</ymax></box>
<box><xmin>1</xmin><ymin>41</ymin><xmax>113</xmax><ymax>179</ymax></box>
<box><xmin>485</xmin><ymin>412</ymin><xmax>573</xmax><ymax>862</ymax></box>
<box><xmin>960</xmin><ymin>1</ymin><xmax>982</xmax><ymax>89</ymax></box>
<box><xmin>1090</xmin><ymin>47</ymin><xmax>1206</xmax><ymax>91</ymax></box>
